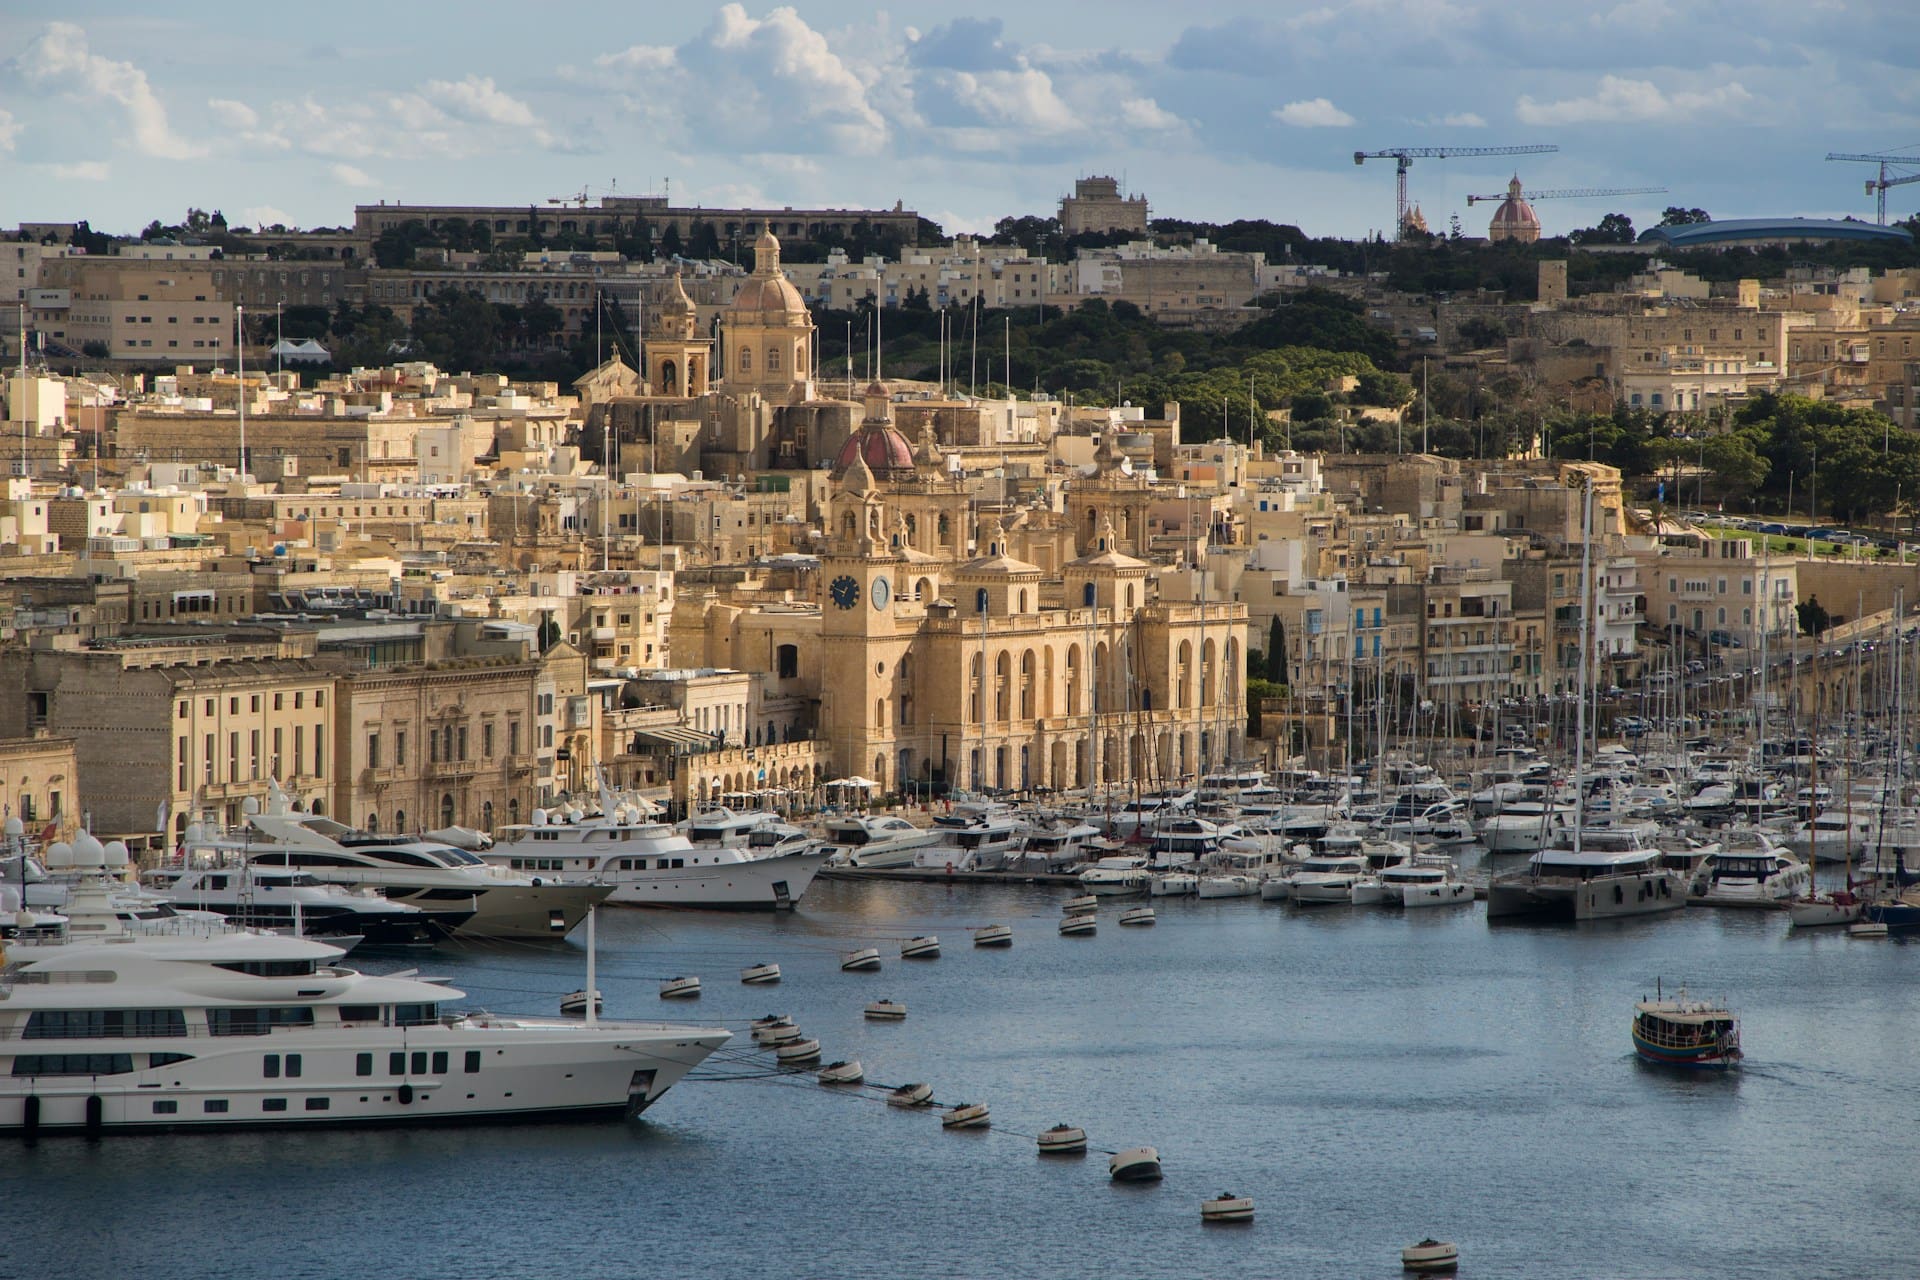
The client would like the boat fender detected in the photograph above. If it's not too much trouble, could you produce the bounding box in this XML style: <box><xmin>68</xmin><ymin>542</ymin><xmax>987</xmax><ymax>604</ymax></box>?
<box><xmin>532</xmin><ymin>878</ymin><xmax>544</xmax><ymax>887</ymax></box>
<box><xmin>84</xmin><ymin>1095</ymin><xmax>103</xmax><ymax>1135</ymax></box>
<box><xmin>945</xmin><ymin>862</ymin><xmax>954</xmax><ymax>875</ymax></box>
<box><xmin>398</xmin><ymin>1084</ymin><xmax>414</xmax><ymax>1105</ymax></box>
<box><xmin>22</xmin><ymin>1094</ymin><xmax>40</xmax><ymax>1138</ymax></box>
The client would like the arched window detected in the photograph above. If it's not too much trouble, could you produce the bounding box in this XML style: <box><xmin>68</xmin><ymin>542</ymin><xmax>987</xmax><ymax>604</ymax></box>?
<box><xmin>996</xmin><ymin>652</ymin><xmax>1011</xmax><ymax>720</ymax></box>
<box><xmin>795</xmin><ymin>341</ymin><xmax>807</xmax><ymax>373</ymax></box>
<box><xmin>508</xmin><ymin>799</ymin><xmax>519</xmax><ymax>825</ymax></box>
<box><xmin>1177</xmin><ymin>640</ymin><xmax>1193</xmax><ymax>709</ymax></box>
<box><xmin>971</xmin><ymin>653</ymin><xmax>984</xmax><ymax>720</ymax></box>
<box><xmin>843</xmin><ymin>512</ymin><xmax>857</xmax><ymax>540</ymax></box>
<box><xmin>1202</xmin><ymin>638</ymin><xmax>1217</xmax><ymax>707</ymax></box>
<box><xmin>1125</xmin><ymin>584</ymin><xmax>1136</xmax><ymax>610</ymax></box>
<box><xmin>482</xmin><ymin>800</ymin><xmax>494</xmax><ymax>831</ymax></box>
<box><xmin>394</xmin><ymin>809</ymin><xmax>407</xmax><ymax>832</ymax></box>
<box><xmin>976</xmin><ymin>588</ymin><xmax>990</xmax><ymax>615</ymax></box>
<box><xmin>740</xmin><ymin>347</ymin><xmax>752</xmax><ymax>372</ymax></box>
<box><xmin>366</xmin><ymin>814</ymin><xmax>379</xmax><ymax>832</ymax></box>
<box><xmin>1082</xmin><ymin>582</ymin><xmax>1096</xmax><ymax>608</ymax></box>
<box><xmin>938</xmin><ymin>513</ymin><xmax>951</xmax><ymax>544</ymax></box>
<box><xmin>1020</xmin><ymin>650</ymin><xmax>1035</xmax><ymax>718</ymax></box>
<box><xmin>1066</xmin><ymin>645</ymin><xmax>1082</xmax><ymax>715</ymax></box>
<box><xmin>1018</xmin><ymin>589</ymin><xmax>1028</xmax><ymax>613</ymax></box>
<box><xmin>662</xmin><ymin>360</ymin><xmax>678</xmax><ymax>394</ymax></box>
<box><xmin>915</xmin><ymin>577</ymin><xmax>932</xmax><ymax>601</ymax></box>
<box><xmin>767</xmin><ymin>346</ymin><xmax>780</xmax><ymax>371</ymax></box>
<box><xmin>441</xmin><ymin>793</ymin><xmax>455</xmax><ymax>827</ymax></box>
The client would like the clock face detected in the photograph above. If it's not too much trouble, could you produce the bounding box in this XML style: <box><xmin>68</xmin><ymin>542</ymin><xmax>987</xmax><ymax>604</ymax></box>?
<box><xmin>871</xmin><ymin>576</ymin><xmax>891</xmax><ymax>610</ymax></box>
<box><xmin>830</xmin><ymin>575</ymin><xmax>861</xmax><ymax>610</ymax></box>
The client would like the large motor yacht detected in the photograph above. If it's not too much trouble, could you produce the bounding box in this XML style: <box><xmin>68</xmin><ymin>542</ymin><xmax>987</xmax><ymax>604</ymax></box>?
<box><xmin>139</xmin><ymin>865</ymin><xmax>461</xmax><ymax>945</ymax></box>
<box><xmin>818</xmin><ymin>814</ymin><xmax>937</xmax><ymax>869</ymax></box>
<box><xmin>1486</xmin><ymin>823</ymin><xmax>1687</xmax><ymax>922</ymax></box>
<box><xmin>0</xmin><ymin>869</ymin><xmax>727</xmax><ymax>1136</ymax></box>
<box><xmin>490</xmin><ymin>801</ymin><xmax>826</xmax><ymax>911</ymax></box>
<box><xmin>199</xmin><ymin>788</ymin><xmax>610</xmax><ymax>941</ymax></box>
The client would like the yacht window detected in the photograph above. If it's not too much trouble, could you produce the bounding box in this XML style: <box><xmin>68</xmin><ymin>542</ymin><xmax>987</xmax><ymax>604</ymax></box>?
<box><xmin>152</xmin><ymin>1100</ymin><xmax>178</xmax><ymax>1114</ymax></box>
<box><xmin>392</xmin><ymin>1003</ymin><xmax>438</xmax><ymax>1027</ymax></box>
<box><xmin>464</xmin><ymin>1051</ymin><xmax>481</xmax><ymax>1074</ymax></box>
<box><xmin>264</xmin><ymin>1054</ymin><xmax>281</xmax><ymax>1079</ymax></box>
<box><xmin>389</xmin><ymin>1051</ymin><xmax>406</xmax><ymax>1075</ymax></box>
<box><xmin>204</xmin><ymin>1099</ymin><xmax>230</xmax><ymax>1113</ymax></box>
<box><xmin>215</xmin><ymin>959</ymin><xmax>319</xmax><ymax>978</ymax></box>
<box><xmin>207</xmin><ymin>1007</ymin><xmax>315</xmax><ymax>1036</ymax></box>
<box><xmin>411</xmin><ymin>1051</ymin><xmax>428</xmax><ymax>1074</ymax></box>
<box><xmin>340</xmin><ymin>1006</ymin><xmax>379</xmax><ymax>1023</ymax></box>
<box><xmin>305</xmin><ymin>1098</ymin><xmax>329</xmax><ymax>1111</ymax></box>
<box><xmin>671</xmin><ymin>859</ymin><xmax>684</xmax><ymax>868</ymax></box>
<box><xmin>356</xmin><ymin>1053</ymin><xmax>374</xmax><ymax>1077</ymax></box>
<box><xmin>431</xmin><ymin>1051</ymin><xmax>448</xmax><ymax>1074</ymax></box>
<box><xmin>655</xmin><ymin>859</ymin><xmax>670</xmax><ymax>870</ymax></box>
<box><xmin>12</xmin><ymin>1053</ymin><xmax>136</xmax><ymax>1076</ymax></box>
<box><xmin>262</xmin><ymin>1098</ymin><xmax>290</xmax><ymax>1113</ymax></box>
<box><xmin>25</xmin><ymin>1010</ymin><xmax>186</xmax><ymax>1039</ymax></box>
<box><xmin>149</xmin><ymin>1052</ymin><xmax>192</xmax><ymax>1068</ymax></box>
<box><xmin>286</xmin><ymin>1053</ymin><xmax>303</xmax><ymax>1078</ymax></box>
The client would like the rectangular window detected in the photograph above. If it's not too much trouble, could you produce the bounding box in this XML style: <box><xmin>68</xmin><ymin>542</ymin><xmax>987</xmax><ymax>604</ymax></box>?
<box><xmin>264</xmin><ymin>1054</ymin><xmax>281</xmax><ymax>1079</ymax></box>
<box><xmin>178</xmin><ymin>736</ymin><xmax>189</xmax><ymax>791</ymax></box>
<box><xmin>356</xmin><ymin>1053</ymin><xmax>373</xmax><ymax>1077</ymax></box>
<box><xmin>206</xmin><ymin>1007</ymin><xmax>315</xmax><ymax>1036</ymax></box>
<box><xmin>389</xmin><ymin>1051</ymin><xmax>406</xmax><ymax>1075</ymax></box>
<box><xmin>153</xmin><ymin>1100</ymin><xmax>178</xmax><ymax>1115</ymax></box>
<box><xmin>25</xmin><ymin>1009</ymin><xmax>187</xmax><ymax>1039</ymax></box>
<box><xmin>464</xmin><ymin>1051</ymin><xmax>482</xmax><ymax>1074</ymax></box>
<box><xmin>368</xmin><ymin>732</ymin><xmax>381</xmax><ymax>769</ymax></box>
<box><xmin>396</xmin><ymin>730</ymin><xmax>406</xmax><ymax>767</ymax></box>
<box><xmin>262</xmin><ymin>1098</ymin><xmax>289</xmax><ymax>1112</ymax></box>
<box><xmin>431</xmin><ymin>1051</ymin><xmax>448</xmax><ymax>1074</ymax></box>
<box><xmin>305</xmin><ymin>1097</ymin><xmax>330</xmax><ymax>1111</ymax></box>
<box><xmin>250</xmin><ymin>729</ymin><xmax>260</xmax><ymax>779</ymax></box>
<box><xmin>483</xmin><ymin>723</ymin><xmax>494</xmax><ymax>758</ymax></box>
<box><xmin>294</xmin><ymin>726</ymin><xmax>304</xmax><ymax>777</ymax></box>
<box><xmin>286</xmin><ymin>1053</ymin><xmax>302</xmax><ymax>1078</ymax></box>
<box><xmin>314</xmin><ymin>726</ymin><xmax>324</xmax><ymax>778</ymax></box>
<box><xmin>204</xmin><ymin>1099</ymin><xmax>229</xmax><ymax>1114</ymax></box>
<box><xmin>411</xmin><ymin>1051</ymin><xmax>428</xmax><ymax>1075</ymax></box>
<box><xmin>228</xmin><ymin>732</ymin><xmax>239</xmax><ymax>782</ymax></box>
<box><xmin>457</xmin><ymin>727</ymin><xmax>467</xmax><ymax>761</ymax></box>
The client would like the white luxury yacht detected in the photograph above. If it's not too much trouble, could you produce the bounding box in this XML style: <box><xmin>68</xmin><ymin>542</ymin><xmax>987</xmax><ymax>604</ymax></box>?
<box><xmin>683</xmin><ymin>807</ymin><xmax>786</xmax><ymax>847</ymax></box>
<box><xmin>818</xmin><ymin>814</ymin><xmax>938</xmax><ymax>868</ymax></box>
<box><xmin>1486</xmin><ymin>823</ymin><xmax>1687</xmax><ymax>922</ymax></box>
<box><xmin>199</xmin><ymin>787</ymin><xmax>610</xmax><ymax>941</ymax></box>
<box><xmin>1078</xmin><ymin>855</ymin><xmax>1151</xmax><ymax>896</ymax></box>
<box><xmin>913</xmin><ymin>802</ymin><xmax>1023</xmax><ymax>872</ymax></box>
<box><xmin>490</xmin><ymin>798</ymin><xmax>827</xmax><ymax>911</ymax></box>
<box><xmin>0</xmin><ymin>863</ymin><xmax>728</xmax><ymax>1136</ymax></box>
<box><xmin>139</xmin><ymin>864</ymin><xmax>460</xmax><ymax>946</ymax></box>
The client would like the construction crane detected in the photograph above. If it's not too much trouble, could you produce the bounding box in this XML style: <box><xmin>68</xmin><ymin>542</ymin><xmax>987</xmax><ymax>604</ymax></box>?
<box><xmin>1465</xmin><ymin>184</ymin><xmax>1667</xmax><ymax>205</ymax></box>
<box><xmin>547</xmin><ymin>187</ymin><xmax>591</xmax><ymax>208</ymax></box>
<box><xmin>1353</xmin><ymin>145</ymin><xmax>1558</xmax><ymax>239</ymax></box>
<box><xmin>1826</xmin><ymin>151</ymin><xmax>1920</xmax><ymax>224</ymax></box>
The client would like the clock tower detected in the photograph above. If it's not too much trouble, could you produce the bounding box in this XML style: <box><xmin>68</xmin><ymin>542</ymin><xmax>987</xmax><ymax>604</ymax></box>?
<box><xmin>820</xmin><ymin>450</ymin><xmax>910</xmax><ymax>789</ymax></box>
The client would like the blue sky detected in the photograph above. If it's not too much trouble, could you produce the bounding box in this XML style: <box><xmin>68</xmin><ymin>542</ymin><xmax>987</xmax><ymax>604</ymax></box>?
<box><xmin>2</xmin><ymin>2</ymin><xmax>1917</xmax><ymax>241</ymax></box>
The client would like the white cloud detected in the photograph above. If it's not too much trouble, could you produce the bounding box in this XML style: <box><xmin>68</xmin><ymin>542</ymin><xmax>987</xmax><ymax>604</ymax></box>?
<box><xmin>50</xmin><ymin>160</ymin><xmax>109</xmax><ymax>181</ymax></box>
<box><xmin>16</xmin><ymin>22</ymin><xmax>203</xmax><ymax>159</ymax></box>
<box><xmin>207</xmin><ymin>98</ymin><xmax>258</xmax><ymax>130</ymax></box>
<box><xmin>594</xmin><ymin>45</ymin><xmax>676</xmax><ymax>73</ymax></box>
<box><xmin>1274</xmin><ymin>97</ymin><xmax>1355</xmax><ymax>127</ymax></box>
<box><xmin>1436</xmin><ymin>111</ymin><xmax>1486</xmax><ymax>127</ymax></box>
<box><xmin>243</xmin><ymin>205</ymin><xmax>294</xmax><ymax>229</ymax></box>
<box><xmin>1516</xmin><ymin>74</ymin><xmax>1753</xmax><ymax>125</ymax></box>
<box><xmin>1119</xmin><ymin>96</ymin><xmax>1184</xmax><ymax>131</ymax></box>
<box><xmin>929</xmin><ymin>67</ymin><xmax>1078</xmax><ymax>135</ymax></box>
<box><xmin>329</xmin><ymin>162</ymin><xmax>375</xmax><ymax>187</ymax></box>
<box><xmin>0</xmin><ymin>109</ymin><xmax>20</xmax><ymax>152</ymax></box>
<box><xmin>421</xmin><ymin>75</ymin><xmax>538</xmax><ymax>129</ymax></box>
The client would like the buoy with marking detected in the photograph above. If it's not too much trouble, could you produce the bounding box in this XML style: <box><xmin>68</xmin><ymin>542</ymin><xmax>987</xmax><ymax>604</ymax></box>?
<box><xmin>817</xmin><ymin>1060</ymin><xmax>865</xmax><ymax>1085</ymax></box>
<box><xmin>900</xmin><ymin>935</ymin><xmax>941</xmax><ymax>959</ymax></box>
<box><xmin>1059</xmin><ymin>914</ymin><xmax>1097</xmax><ymax>936</ymax></box>
<box><xmin>775</xmin><ymin>1037</ymin><xmax>822</xmax><ymax>1065</ymax></box>
<box><xmin>1036</xmin><ymin>1123</ymin><xmax>1087</xmax><ymax>1154</ymax></box>
<box><xmin>750</xmin><ymin>1013</ymin><xmax>794</xmax><ymax>1033</ymax></box>
<box><xmin>658</xmin><ymin>975</ymin><xmax>701</xmax><ymax>999</ymax></box>
<box><xmin>754</xmin><ymin>1022</ymin><xmax>803</xmax><ymax>1046</ymax></box>
<box><xmin>740</xmin><ymin>962</ymin><xmax>782</xmax><ymax>984</ymax></box>
<box><xmin>1201</xmin><ymin>1192</ymin><xmax>1254</xmax><ymax>1223</ymax></box>
<box><xmin>1108</xmin><ymin>1147</ymin><xmax>1163</xmax><ymax>1181</ymax></box>
<box><xmin>972</xmin><ymin>923</ymin><xmax>1013</xmax><ymax>947</ymax></box>
<box><xmin>1061</xmin><ymin>894</ymin><xmax>1097</xmax><ymax>914</ymax></box>
<box><xmin>559</xmin><ymin>988</ymin><xmax>602</xmax><ymax>1017</ymax></box>
<box><xmin>1119</xmin><ymin>905</ymin><xmax>1156</xmax><ymax>926</ymax></box>
<box><xmin>1402</xmin><ymin>1239</ymin><xmax>1459</xmax><ymax>1272</ymax></box>
<box><xmin>864</xmin><ymin>999</ymin><xmax>907</xmax><ymax>1021</ymax></box>
<box><xmin>942</xmin><ymin>1102</ymin><xmax>990</xmax><ymax>1129</ymax></box>
<box><xmin>887</xmin><ymin>1082</ymin><xmax>934</xmax><ymax>1108</ymax></box>
<box><xmin>840</xmin><ymin>947</ymin><xmax>882</xmax><ymax>972</ymax></box>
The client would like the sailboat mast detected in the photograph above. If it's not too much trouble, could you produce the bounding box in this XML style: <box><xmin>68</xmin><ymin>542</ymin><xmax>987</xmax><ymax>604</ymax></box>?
<box><xmin>1570</xmin><ymin>482</ymin><xmax>1594</xmax><ymax>852</ymax></box>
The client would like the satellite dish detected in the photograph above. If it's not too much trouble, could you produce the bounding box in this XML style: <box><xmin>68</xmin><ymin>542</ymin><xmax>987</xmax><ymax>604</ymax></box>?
<box><xmin>2</xmin><ymin>816</ymin><xmax>22</xmax><ymax>839</ymax></box>
<box><xmin>102</xmin><ymin>840</ymin><xmax>130</xmax><ymax>868</ymax></box>
<box><xmin>44</xmin><ymin>841</ymin><xmax>74</xmax><ymax>869</ymax></box>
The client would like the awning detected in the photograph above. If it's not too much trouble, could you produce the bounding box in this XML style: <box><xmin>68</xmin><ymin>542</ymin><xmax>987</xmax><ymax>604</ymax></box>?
<box><xmin>634</xmin><ymin>727</ymin><xmax>715</xmax><ymax>751</ymax></box>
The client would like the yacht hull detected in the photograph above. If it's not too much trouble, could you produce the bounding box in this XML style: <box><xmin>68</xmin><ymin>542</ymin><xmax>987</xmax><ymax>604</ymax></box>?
<box><xmin>379</xmin><ymin>882</ymin><xmax>612</xmax><ymax>941</ymax></box>
<box><xmin>601</xmin><ymin>851</ymin><xmax>828</xmax><ymax>910</ymax></box>
<box><xmin>1487</xmin><ymin>871</ymin><xmax>1685</xmax><ymax>921</ymax></box>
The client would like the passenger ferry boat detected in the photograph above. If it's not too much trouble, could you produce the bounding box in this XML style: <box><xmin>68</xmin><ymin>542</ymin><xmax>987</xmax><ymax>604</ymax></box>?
<box><xmin>1631</xmin><ymin>985</ymin><xmax>1741</xmax><ymax>1070</ymax></box>
<box><xmin>0</xmin><ymin>871</ymin><xmax>728</xmax><ymax>1135</ymax></box>
<box><xmin>1486</xmin><ymin>823</ymin><xmax>1687</xmax><ymax>922</ymax></box>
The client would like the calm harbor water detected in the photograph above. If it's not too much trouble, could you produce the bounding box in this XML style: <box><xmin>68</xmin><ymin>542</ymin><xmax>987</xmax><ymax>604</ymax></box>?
<box><xmin>10</xmin><ymin>867</ymin><xmax>1917</xmax><ymax>1279</ymax></box>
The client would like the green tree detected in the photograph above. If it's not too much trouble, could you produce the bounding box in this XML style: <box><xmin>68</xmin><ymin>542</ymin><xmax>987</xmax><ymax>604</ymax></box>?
<box><xmin>1659</xmin><ymin>206</ymin><xmax>1712</xmax><ymax>226</ymax></box>
<box><xmin>687</xmin><ymin>220</ymin><xmax>720</xmax><ymax>259</ymax></box>
<box><xmin>659</xmin><ymin>223</ymin><xmax>683</xmax><ymax>258</ymax></box>
<box><xmin>1266</xmin><ymin>617</ymin><xmax>1287</xmax><ymax>683</ymax></box>
<box><xmin>1796</xmin><ymin>595</ymin><xmax>1831</xmax><ymax>637</ymax></box>
<box><xmin>1569</xmin><ymin>212</ymin><xmax>1635</xmax><ymax>245</ymax></box>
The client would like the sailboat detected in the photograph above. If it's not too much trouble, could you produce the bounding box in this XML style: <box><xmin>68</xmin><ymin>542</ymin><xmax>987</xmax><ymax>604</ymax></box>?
<box><xmin>1790</xmin><ymin>599</ymin><xmax>1865</xmax><ymax>927</ymax></box>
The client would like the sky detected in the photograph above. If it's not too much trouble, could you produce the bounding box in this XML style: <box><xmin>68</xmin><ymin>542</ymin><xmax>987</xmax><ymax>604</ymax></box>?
<box><xmin>2</xmin><ymin>1</ymin><xmax>1918</xmax><ymax>243</ymax></box>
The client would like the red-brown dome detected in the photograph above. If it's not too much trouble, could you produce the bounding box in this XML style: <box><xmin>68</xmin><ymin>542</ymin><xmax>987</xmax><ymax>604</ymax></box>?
<box><xmin>834</xmin><ymin>423</ymin><xmax>916</xmax><ymax>477</ymax></box>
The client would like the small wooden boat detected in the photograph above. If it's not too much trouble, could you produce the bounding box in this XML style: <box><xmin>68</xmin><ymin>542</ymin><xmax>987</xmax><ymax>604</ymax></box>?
<box><xmin>1108</xmin><ymin>1147</ymin><xmax>1162</xmax><ymax>1181</ymax></box>
<box><xmin>887</xmin><ymin>1082</ymin><xmax>934</xmax><ymax>1108</ymax></box>
<box><xmin>864</xmin><ymin>999</ymin><xmax>907</xmax><ymax>1021</ymax></box>
<box><xmin>740</xmin><ymin>962</ymin><xmax>782</xmax><ymax>984</ymax></box>
<box><xmin>1035</xmin><ymin>1123</ymin><xmax>1087</xmax><ymax>1154</ymax></box>
<box><xmin>1061</xmin><ymin>894</ymin><xmax>1098</xmax><ymax>914</ymax></box>
<box><xmin>658</xmin><ymin>975</ymin><xmax>701</xmax><ymax>999</ymax></box>
<box><xmin>1402</xmin><ymin>1239</ymin><xmax>1459</xmax><ymax>1272</ymax></box>
<box><xmin>816</xmin><ymin>1059</ymin><xmax>865</xmax><ymax>1085</ymax></box>
<box><xmin>775</xmin><ymin>1037</ymin><xmax>822</xmax><ymax>1065</ymax></box>
<box><xmin>559</xmin><ymin>988</ymin><xmax>602</xmax><ymax>1017</ymax></box>
<box><xmin>1059</xmin><ymin>914</ymin><xmax>1097</xmax><ymax>936</ymax></box>
<box><xmin>840</xmin><ymin>947</ymin><xmax>882</xmax><ymax>972</ymax></box>
<box><xmin>1201</xmin><ymin>1192</ymin><xmax>1254</xmax><ymax>1223</ymax></box>
<box><xmin>972</xmin><ymin>923</ymin><xmax>1013</xmax><ymax>947</ymax></box>
<box><xmin>1118</xmin><ymin>906</ymin><xmax>1156</xmax><ymax>926</ymax></box>
<box><xmin>1632</xmin><ymin>983</ymin><xmax>1740</xmax><ymax>1070</ymax></box>
<box><xmin>900</xmin><ymin>935</ymin><xmax>941</xmax><ymax>959</ymax></box>
<box><xmin>942</xmin><ymin>1102</ymin><xmax>990</xmax><ymax>1129</ymax></box>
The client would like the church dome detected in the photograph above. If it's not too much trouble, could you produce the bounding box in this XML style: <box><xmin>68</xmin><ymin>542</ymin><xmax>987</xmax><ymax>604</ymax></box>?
<box><xmin>648</xmin><ymin>268</ymin><xmax>698</xmax><ymax>339</ymax></box>
<box><xmin>834</xmin><ymin>423</ymin><xmax>916</xmax><ymax>477</ymax></box>
<box><xmin>728</xmin><ymin>230</ymin><xmax>809</xmax><ymax>319</ymax></box>
<box><xmin>1488</xmin><ymin>177</ymin><xmax>1541</xmax><ymax>243</ymax></box>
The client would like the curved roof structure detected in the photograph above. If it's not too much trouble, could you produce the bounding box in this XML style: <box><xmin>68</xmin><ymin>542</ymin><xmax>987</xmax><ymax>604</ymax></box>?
<box><xmin>1637</xmin><ymin>218</ymin><xmax>1913</xmax><ymax>250</ymax></box>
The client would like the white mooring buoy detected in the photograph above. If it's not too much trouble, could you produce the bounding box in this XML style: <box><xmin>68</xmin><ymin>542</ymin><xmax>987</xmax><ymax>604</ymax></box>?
<box><xmin>1036</xmin><ymin>1124</ymin><xmax>1087</xmax><ymax>1155</ymax></box>
<box><xmin>817</xmin><ymin>1059</ymin><xmax>865</xmax><ymax>1085</ymax></box>
<box><xmin>841</xmin><ymin>947</ymin><xmax>882</xmax><ymax>972</ymax></box>
<box><xmin>1119</xmin><ymin>905</ymin><xmax>1156</xmax><ymax>926</ymax></box>
<box><xmin>1402</xmin><ymin>1239</ymin><xmax>1459</xmax><ymax>1272</ymax></box>
<box><xmin>972</xmin><ymin>924</ymin><xmax>1013</xmax><ymax>947</ymax></box>
<box><xmin>1108</xmin><ymin>1147</ymin><xmax>1163</xmax><ymax>1182</ymax></box>
<box><xmin>887</xmin><ymin>1082</ymin><xmax>934</xmax><ymax>1108</ymax></box>
<box><xmin>942</xmin><ymin>1102</ymin><xmax>990</xmax><ymax>1129</ymax></box>
<box><xmin>740</xmin><ymin>962</ymin><xmax>782</xmax><ymax>984</ymax></box>
<box><xmin>775</xmin><ymin>1037</ymin><xmax>822</xmax><ymax>1065</ymax></box>
<box><xmin>864</xmin><ymin>999</ymin><xmax>907</xmax><ymax>1021</ymax></box>
<box><xmin>901</xmin><ymin>935</ymin><xmax>941</xmax><ymax>959</ymax></box>
<box><xmin>1059</xmin><ymin>914</ymin><xmax>1097</xmax><ymax>936</ymax></box>
<box><xmin>1201</xmin><ymin>1192</ymin><xmax>1254</xmax><ymax>1223</ymax></box>
<box><xmin>659</xmin><ymin>975</ymin><xmax>701</xmax><ymax>999</ymax></box>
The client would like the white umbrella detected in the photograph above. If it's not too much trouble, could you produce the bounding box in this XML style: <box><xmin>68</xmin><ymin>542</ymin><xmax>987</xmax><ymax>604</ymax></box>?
<box><xmin>828</xmin><ymin>776</ymin><xmax>879</xmax><ymax>789</ymax></box>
